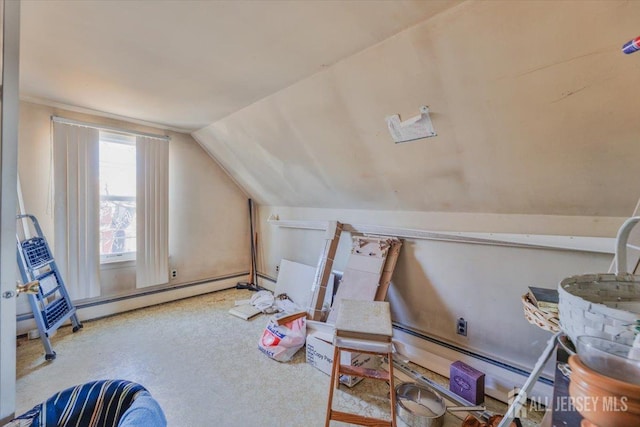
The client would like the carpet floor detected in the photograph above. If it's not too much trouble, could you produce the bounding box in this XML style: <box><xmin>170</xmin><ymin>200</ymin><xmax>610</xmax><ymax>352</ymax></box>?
<box><xmin>15</xmin><ymin>288</ymin><xmax>540</xmax><ymax>426</ymax></box>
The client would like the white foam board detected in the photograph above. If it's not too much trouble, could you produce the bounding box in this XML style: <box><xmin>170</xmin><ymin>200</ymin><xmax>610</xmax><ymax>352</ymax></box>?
<box><xmin>275</xmin><ymin>259</ymin><xmax>334</xmax><ymax>310</ymax></box>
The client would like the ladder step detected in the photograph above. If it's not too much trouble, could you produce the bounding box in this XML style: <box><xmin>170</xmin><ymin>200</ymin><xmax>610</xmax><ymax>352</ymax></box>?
<box><xmin>33</xmin><ymin>259</ymin><xmax>55</xmax><ymax>267</ymax></box>
<box><xmin>34</xmin><ymin>272</ymin><xmax>61</xmax><ymax>297</ymax></box>
<box><xmin>329</xmin><ymin>410</ymin><xmax>391</xmax><ymax>427</ymax></box>
<box><xmin>27</xmin><ymin>260</ymin><xmax>54</xmax><ymax>270</ymax></box>
<box><xmin>339</xmin><ymin>364</ymin><xmax>390</xmax><ymax>380</ymax></box>
<box><xmin>44</xmin><ymin>297</ymin><xmax>72</xmax><ymax>329</ymax></box>
<box><xmin>21</xmin><ymin>237</ymin><xmax>54</xmax><ymax>269</ymax></box>
<box><xmin>33</xmin><ymin>270</ymin><xmax>55</xmax><ymax>281</ymax></box>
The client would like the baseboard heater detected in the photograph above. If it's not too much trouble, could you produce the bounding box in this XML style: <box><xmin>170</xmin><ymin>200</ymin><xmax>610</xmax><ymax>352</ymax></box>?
<box><xmin>393</xmin><ymin>323</ymin><xmax>553</xmax><ymax>386</ymax></box>
<box><xmin>16</xmin><ymin>272</ymin><xmax>246</xmax><ymax>334</ymax></box>
<box><xmin>392</xmin><ymin>323</ymin><xmax>554</xmax><ymax>403</ymax></box>
<box><xmin>259</xmin><ymin>272</ymin><xmax>553</xmax><ymax>401</ymax></box>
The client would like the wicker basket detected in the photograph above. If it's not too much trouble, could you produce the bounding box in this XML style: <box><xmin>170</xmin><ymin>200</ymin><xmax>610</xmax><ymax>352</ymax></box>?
<box><xmin>558</xmin><ymin>273</ymin><xmax>640</xmax><ymax>346</ymax></box>
<box><xmin>558</xmin><ymin>216</ymin><xmax>640</xmax><ymax>346</ymax></box>
<box><xmin>522</xmin><ymin>293</ymin><xmax>560</xmax><ymax>332</ymax></box>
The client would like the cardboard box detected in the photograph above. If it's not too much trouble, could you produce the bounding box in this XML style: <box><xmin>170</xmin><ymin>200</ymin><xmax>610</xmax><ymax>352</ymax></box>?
<box><xmin>305</xmin><ymin>332</ymin><xmax>380</xmax><ymax>387</ymax></box>
<box><xmin>449</xmin><ymin>360</ymin><xmax>485</xmax><ymax>405</ymax></box>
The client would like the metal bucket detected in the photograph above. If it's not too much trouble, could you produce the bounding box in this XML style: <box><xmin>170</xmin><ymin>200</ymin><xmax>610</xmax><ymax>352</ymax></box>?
<box><xmin>395</xmin><ymin>382</ymin><xmax>446</xmax><ymax>427</ymax></box>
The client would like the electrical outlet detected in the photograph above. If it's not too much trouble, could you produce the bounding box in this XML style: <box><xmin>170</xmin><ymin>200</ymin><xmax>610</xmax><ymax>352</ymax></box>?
<box><xmin>275</xmin><ymin>265</ymin><xmax>279</xmax><ymax>273</ymax></box>
<box><xmin>171</xmin><ymin>269</ymin><xmax>177</xmax><ymax>279</ymax></box>
<box><xmin>456</xmin><ymin>317</ymin><xmax>467</xmax><ymax>336</ymax></box>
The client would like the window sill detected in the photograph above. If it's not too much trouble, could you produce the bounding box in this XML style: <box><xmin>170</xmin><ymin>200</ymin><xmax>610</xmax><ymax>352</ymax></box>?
<box><xmin>101</xmin><ymin>253</ymin><xmax>136</xmax><ymax>266</ymax></box>
<box><xmin>100</xmin><ymin>260</ymin><xmax>136</xmax><ymax>271</ymax></box>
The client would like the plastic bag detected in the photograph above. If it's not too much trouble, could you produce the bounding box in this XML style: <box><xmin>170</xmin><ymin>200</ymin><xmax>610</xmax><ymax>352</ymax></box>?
<box><xmin>258</xmin><ymin>316</ymin><xmax>306</xmax><ymax>362</ymax></box>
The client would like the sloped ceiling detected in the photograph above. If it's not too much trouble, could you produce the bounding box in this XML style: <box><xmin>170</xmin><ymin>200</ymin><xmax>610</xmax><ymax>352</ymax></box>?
<box><xmin>20</xmin><ymin>0</ymin><xmax>459</xmax><ymax>131</ymax></box>
<box><xmin>193</xmin><ymin>0</ymin><xmax>640</xmax><ymax>216</ymax></box>
<box><xmin>20</xmin><ymin>1</ymin><xmax>640</xmax><ymax>217</ymax></box>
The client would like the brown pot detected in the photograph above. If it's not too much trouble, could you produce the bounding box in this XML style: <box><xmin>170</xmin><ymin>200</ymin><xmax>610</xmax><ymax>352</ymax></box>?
<box><xmin>568</xmin><ymin>355</ymin><xmax>640</xmax><ymax>427</ymax></box>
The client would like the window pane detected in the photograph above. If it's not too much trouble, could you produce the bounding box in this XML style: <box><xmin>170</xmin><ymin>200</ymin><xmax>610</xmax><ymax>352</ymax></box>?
<box><xmin>100</xmin><ymin>199</ymin><xmax>136</xmax><ymax>255</ymax></box>
<box><xmin>100</xmin><ymin>139</ymin><xmax>136</xmax><ymax>197</ymax></box>
<box><xmin>99</xmin><ymin>137</ymin><xmax>136</xmax><ymax>257</ymax></box>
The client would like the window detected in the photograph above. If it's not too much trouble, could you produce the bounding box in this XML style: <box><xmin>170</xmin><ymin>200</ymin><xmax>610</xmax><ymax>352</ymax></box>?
<box><xmin>54</xmin><ymin>118</ymin><xmax>169</xmax><ymax>293</ymax></box>
<box><xmin>99</xmin><ymin>132</ymin><xmax>137</xmax><ymax>263</ymax></box>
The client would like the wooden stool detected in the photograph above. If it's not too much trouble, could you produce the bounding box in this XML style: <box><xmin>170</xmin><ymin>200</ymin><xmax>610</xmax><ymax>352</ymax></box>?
<box><xmin>325</xmin><ymin>299</ymin><xmax>396</xmax><ymax>427</ymax></box>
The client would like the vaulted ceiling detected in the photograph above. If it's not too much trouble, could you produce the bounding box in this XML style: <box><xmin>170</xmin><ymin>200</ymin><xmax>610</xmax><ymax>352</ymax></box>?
<box><xmin>192</xmin><ymin>0</ymin><xmax>640</xmax><ymax>215</ymax></box>
<box><xmin>20</xmin><ymin>1</ymin><xmax>640</xmax><ymax>217</ymax></box>
<box><xmin>20</xmin><ymin>0</ymin><xmax>459</xmax><ymax>131</ymax></box>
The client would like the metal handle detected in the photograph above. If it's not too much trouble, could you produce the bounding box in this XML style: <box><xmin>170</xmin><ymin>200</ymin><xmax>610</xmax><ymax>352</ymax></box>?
<box><xmin>16</xmin><ymin>280</ymin><xmax>40</xmax><ymax>295</ymax></box>
<box><xmin>615</xmin><ymin>216</ymin><xmax>640</xmax><ymax>274</ymax></box>
<box><xmin>3</xmin><ymin>280</ymin><xmax>40</xmax><ymax>298</ymax></box>
<box><xmin>446</xmin><ymin>406</ymin><xmax>487</xmax><ymax>413</ymax></box>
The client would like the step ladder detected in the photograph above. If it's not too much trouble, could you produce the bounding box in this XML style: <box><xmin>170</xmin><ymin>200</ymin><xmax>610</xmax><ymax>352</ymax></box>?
<box><xmin>16</xmin><ymin>214</ymin><xmax>83</xmax><ymax>360</ymax></box>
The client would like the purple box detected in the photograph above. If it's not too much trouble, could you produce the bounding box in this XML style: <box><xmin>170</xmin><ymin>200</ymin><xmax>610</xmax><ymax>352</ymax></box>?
<box><xmin>449</xmin><ymin>361</ymin><xmax>485</xmax><ymax>405</ymax></box>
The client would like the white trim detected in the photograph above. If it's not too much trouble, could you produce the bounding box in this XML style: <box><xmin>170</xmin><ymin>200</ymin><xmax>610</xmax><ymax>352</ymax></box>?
<box><xmin>0</xmin><ymin>0</ymin><xmax>21</xmax><ymax>421</ymax></box>
<box><xmin>392</xmin><ymin>328</ymin><xmax>554</xmax><ymax>403</ymax></box>
<box><xmin>100</xmin><ymin>252</ymin><xmax>136</xmax><ymax>264</ymax></box>
<box><xmin>99</xmin><ymin>259</ymin><xmax>135</xmax><ymax>270</ymax></box>
<box><xmin>16</xmin><ymin>277</ymin><xmax>238</xmax><ymax>335</ymax></box>
<box><xmin>22</xmin><ymin>94</ymin><xmax>191</xmax><ymax>134</ymax></box>
<box><xmin>267</xmin><ymin>217</ymin><xmax>615</xmax><ymax>254</ymax></box>
<box><xmin>52</xmin><ymin>116</ymin><xmax>170</xmax><ymax>141</ymax></box>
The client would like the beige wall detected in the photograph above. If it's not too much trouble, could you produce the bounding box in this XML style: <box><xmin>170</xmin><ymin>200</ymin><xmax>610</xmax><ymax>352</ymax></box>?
<box><xmin>256</xmin><ymin>205</ymin><xmax>614</xmax><ymax>375</ymax></box>
<box><xmin>16</xmin><ymin>101</ymin><xmax>248</xmax><ymax>314</ymax></box>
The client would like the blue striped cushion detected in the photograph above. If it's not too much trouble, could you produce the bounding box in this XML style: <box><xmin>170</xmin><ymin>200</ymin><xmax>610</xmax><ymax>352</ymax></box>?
<box><xmin>15</xmin><ymin>380</ymin><xmax>146</xmax><ymax>427</ymax></box>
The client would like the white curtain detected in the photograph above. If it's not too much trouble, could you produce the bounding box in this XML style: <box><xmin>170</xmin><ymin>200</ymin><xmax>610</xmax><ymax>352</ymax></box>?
<box><xmin>136</xmin><ymin>136</ymin><xmax>169</xmax><ymax>288</ymax></box>
<box><xmin>53</xmin><ymin>122</ymin><xmax>101</xmax><ymax>299</ymax></box>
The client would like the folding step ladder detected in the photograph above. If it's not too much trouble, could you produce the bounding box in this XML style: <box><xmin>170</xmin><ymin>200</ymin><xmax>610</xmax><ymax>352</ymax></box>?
<box><xmin>16</xmin><ymin>214</ymin><xmax>83</xmax><ymax>360</ymax></box>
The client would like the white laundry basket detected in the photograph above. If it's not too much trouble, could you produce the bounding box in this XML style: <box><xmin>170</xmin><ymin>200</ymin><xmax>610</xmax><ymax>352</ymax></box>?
<box><xmin>558</xmin><ymin>217</ymin><xmax>640</xmax><ymax>346</ymax></box>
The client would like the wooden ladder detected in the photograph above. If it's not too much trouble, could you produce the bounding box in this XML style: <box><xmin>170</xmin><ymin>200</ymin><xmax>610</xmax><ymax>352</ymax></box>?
<box><xmin>324</xmin><ymin>339</ymin><xmax>396</xmax><ymax>427</ymax></box>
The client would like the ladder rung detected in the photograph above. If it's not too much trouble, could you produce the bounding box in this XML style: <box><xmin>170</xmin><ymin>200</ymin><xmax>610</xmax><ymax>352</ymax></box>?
<box><xmin>339</xmin><ymin>364</ymin><xmax>390</xmax><ymax>380</ymax></box>
<box><xmin>29</xmin><ymin>261</ymin><xmax>53</xmax><ymax>270</ymax></box>
<box><xmin>33</xmin><ymin>271</ymin><xmax>55</xmax><ymax>281</ymax></box>
<box><xmin>329</xmin><ymin>410</ymin><xmax>391</xmax><ymax>427</ymax></box>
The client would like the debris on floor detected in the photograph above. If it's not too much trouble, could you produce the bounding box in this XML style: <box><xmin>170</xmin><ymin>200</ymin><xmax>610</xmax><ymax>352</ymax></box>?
<box><xmin>258</xmin><ymin>311</ymin><xmax>306</xmax><ymax>362</ymax></box>
<box><xmin>228</xmin><ymin>302</ymin><xmax>261</xmax><ymax>320</ymax></box>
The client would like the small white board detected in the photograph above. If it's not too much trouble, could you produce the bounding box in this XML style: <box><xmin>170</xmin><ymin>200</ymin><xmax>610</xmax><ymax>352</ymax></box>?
<box><xmin>228</xmin><ymin>304</ymin><xmax>261</xmax><ymax>320</ymax></box>
<box><xmin>275</xmin><ymin>259</ymin><xmax>334</xmax><ymax>310</ymax></box>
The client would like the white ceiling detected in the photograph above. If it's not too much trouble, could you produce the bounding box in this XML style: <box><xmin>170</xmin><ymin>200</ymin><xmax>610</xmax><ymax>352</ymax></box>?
<box><xmin>193</xmin><ymin>0</ymin><xmax>640</xmax><ymax>216</ymax></box>
<box><xmin>20</xmin><ymin>0</ymin><xmax>460</xmax><ymax>132</ymax></box>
